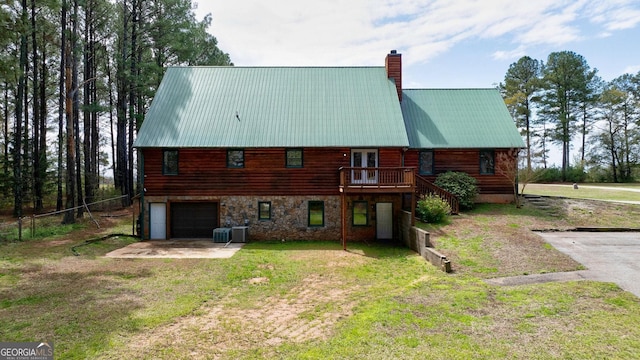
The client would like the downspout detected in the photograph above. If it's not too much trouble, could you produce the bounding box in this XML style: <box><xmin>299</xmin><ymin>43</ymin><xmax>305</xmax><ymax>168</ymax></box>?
<box><xmin>139</xmin><ymin>149</ymin><xmax>145</xmax><ymax>239</ymax></box>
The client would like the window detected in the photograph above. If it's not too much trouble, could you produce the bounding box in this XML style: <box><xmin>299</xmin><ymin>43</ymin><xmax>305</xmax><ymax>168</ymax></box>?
<box><xmin>419</xmin><ymin>150</ymin><xmax>434</xmax><ymax>175</ymax></box>
<box><xmin>258</xmin><ymin>201</ymin><xmax>271</xmax><ymax>221</ymax></box>
<box><xmin>227</xmin><ymin>149</ymin><xmax>244</xmax><ymax>168</ymax></box>
<box><xmin>480</xmin><ymin>150</ymin><xmax>495</xmax><ymax>174</ymax></box>
<box><xmin>286</xmin><ymin>148</ymin><xmax>303</xmax><ymax>168</ymax></box>
<box><xmin>352</xmin><ymin>201</ymin><xmax>368</xmax><ymax>226</ymax></box>
<box><xmin>163</xmin><ymin>150</ymin><xmax>178</xmax><ymax>175</ymax></box>
<box><xmin>308</xmin><ymin>201</ymin><xmax>324</xmax><ymax>227</ymax></box>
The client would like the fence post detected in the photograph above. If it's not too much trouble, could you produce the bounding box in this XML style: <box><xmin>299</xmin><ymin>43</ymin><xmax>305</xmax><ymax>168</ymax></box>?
<box><xmin>31</xmin><ymin>215</ymin><xmax>35</xmax><ymax>238</ymax></box>
<box><xmin>18</xmin><ymin>217</ymin><xmax>22</xmax><ymax>242</ymax></box>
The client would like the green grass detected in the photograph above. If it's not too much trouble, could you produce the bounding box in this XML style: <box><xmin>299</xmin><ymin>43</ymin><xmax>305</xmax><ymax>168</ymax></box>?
<box><xmin>524</xmin><ymin>183</ymin><xmax>640</xmax><ymax>202</ymax></box>
<box><xmin>1</xmin><ymin>205</ymin><xmax>640</xmax><ymax>358</ymax></box>
<box><xmin>0</xmin><ymin>217</ymin><xmax>86</xmax><ymax>242</ymax></box>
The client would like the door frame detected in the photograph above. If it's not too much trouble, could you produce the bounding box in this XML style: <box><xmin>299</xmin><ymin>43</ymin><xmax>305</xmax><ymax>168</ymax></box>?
<box><xmin>351</xmin><ymin>149</ymin><xmax>378</xmax><ymax>184</ymax></box>
<box><xmin>375</xmin><ymin>202</ymin><xmax>393</xmax><ymax>240</ymax></box>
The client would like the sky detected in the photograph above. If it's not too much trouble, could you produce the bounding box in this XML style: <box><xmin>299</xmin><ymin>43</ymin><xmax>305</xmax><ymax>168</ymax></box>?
<box><xmin>193</xmin><ymin>0</ymin><xmax>640</xmax><ymax>89</ymax></box>
<box><xmin>191</xmin><ymin>1</ymin><xmax>640</xmax><ymax>166</ymax></box>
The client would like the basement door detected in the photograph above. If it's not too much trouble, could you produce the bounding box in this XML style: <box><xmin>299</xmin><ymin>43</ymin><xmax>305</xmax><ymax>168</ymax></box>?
<box><xmin>149</xmin><ymin>203</ymin><xmax>167</xmax><ymax>239</ymax></box>
<box><xmin>376</xmin><ymin>202</ymin><xmax>393</xmax><ymax>240</ymax></box>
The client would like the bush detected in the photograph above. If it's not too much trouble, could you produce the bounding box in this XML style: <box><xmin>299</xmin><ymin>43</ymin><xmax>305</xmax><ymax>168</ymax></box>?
<box><xmin>566</xmin><ymin>165</ymin><xmax>587</xmax><ymax>183</ymax></box>
<box><xmin>434</xmin><ymin>171</ymin><xmax>478</xmax><ymax>210</ymax></box>
<box><xmin>533</xmin><ymin>166</ymin><xmax>587</xmax><ymax>183</ymax></box>
<box><xmin>416</xmin><ymin>194</ymin><xmax>451</xmax><ymax>223</ymax></box>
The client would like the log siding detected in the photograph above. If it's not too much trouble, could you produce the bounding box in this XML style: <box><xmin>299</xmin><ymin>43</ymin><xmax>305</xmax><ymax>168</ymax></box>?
<box><xmin>142</xmin><ymin>147</ymin><xmax>407</xmax><ymax>197</ymax></box>
<box><xmin>404</xmin><ymin>149</ymin><xmax>515</xmax><ymax>195</ymax></box>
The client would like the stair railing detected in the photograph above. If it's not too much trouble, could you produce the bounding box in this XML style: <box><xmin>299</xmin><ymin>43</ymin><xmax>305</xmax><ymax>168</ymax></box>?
<box><xmin>415</xmin><ymin>175</ymin><xmax>460</xmax><ymax>214</ymax></box>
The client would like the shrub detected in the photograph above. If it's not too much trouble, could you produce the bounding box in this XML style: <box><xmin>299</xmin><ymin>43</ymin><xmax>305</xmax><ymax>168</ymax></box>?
<box><xmin>434</xmin><ymin>171</ymin><xmax>478</xmax><ymax>210</ymax></box>
<box><xmin>533</xmin><ymin>166</ymin><xmax>587</xmax><ymax>183</ymax></box>
<box><xmin>535</xmin><ymin>167</ymin><xmax>562</xmax><ymax>183</ymax></box>
<box><xmin>566</xmin><ymin>165</ymin><xmax>587</xmax><ymax>183</ymax></box>
<box><xmin>416</xmin><ymin>194</ymin><xmax>451</xmax><ymax>223</ymax></box>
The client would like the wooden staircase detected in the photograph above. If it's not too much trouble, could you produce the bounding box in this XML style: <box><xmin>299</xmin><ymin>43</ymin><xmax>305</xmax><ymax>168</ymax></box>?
<box><xmin>415</xmin><ymin>175</ymin><xmax>460</xmax><ymax>214</ymax></box>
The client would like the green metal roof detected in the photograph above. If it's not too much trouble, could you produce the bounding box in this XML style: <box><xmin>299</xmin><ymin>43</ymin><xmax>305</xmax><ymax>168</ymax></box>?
<box><xmin>134</xmin><ymin>66</ymin><xmax>410</xmax><ymax>148</ymax></box>
<box><xmin>401</xmin><ymin>89</ymin><xmax>525</xmax><ymax>149</ymax></box>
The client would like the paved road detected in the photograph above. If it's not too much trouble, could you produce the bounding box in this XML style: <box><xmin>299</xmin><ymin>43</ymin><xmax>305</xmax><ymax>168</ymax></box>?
<box><xmin>536</xmin><ymin>232</ymin><xmax>640</xmax><ymax>298</ymax></box>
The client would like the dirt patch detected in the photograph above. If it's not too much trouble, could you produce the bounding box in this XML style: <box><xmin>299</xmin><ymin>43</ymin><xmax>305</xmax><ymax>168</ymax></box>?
<box><xmin>247</xmin><ymin>277</ymin><xmax>269</xmax><ymax>284</ymax></box>
<box><xmin>225</xmin><ymin>274</ymin><xmax>355</xmax><ymax>345</ymax></box>
<box><xmin>113</xmin><ymin>274</ymin><xmax>359</xmax><ymax>358</ymax></box>
<box><xmin>35</xmin><ymin>239</ymin><xmax>74</xmax><ymax>247</ymax></box>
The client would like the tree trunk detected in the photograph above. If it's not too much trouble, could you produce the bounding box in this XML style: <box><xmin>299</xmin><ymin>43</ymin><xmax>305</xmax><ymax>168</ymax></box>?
<box><xmin>57</xmin><ymin>0</ymin><xmax>67</xmax><ymax>212</ymax></box>
<box><xmin>524</xmin><ymin>98</ymin><xmax>531</xmax><ymax>171</ymax></box>
<box><xmin>83</xmin><ymin>0</ymin><xmax>94</xmax><ymax>208</ymax></box>
<box><xmin>3</xmin><ymin>83</ymin><xmax>9</xmax><ymax>198</ymax></box>
<box><xmin>38</xmin><ymin>29</ymin><xmax>47</xmax><ymax>210</ymax></box>
<box><xmin>63</xmin><ymin>19</ymin><xmax>76</xmax><ymax>224</ymax></box>
<box><xmin>115</xmin><ymin>0</ymin><xmax>129</xmax><ymax>204</ymax></box>
<box><xmin>608</xmin><ymin>120</ymin><xmax>618</xmax><ymax>183</ymax></box>
<box><xmin>107</xmin><ymin>57</ymin><xmax>116</xmax><ymax>189</ymax></box>
<box><xmin>31</xmin><ymin>0</ymin><xmax>44</xmax><ymax>212</ymax></box>
<box><xmin>72</xmin><ymin>0</ymin><xmax>83</xmax><ymax>218</ymax></box>
<box><xmin>127</xmin><ymin>0</ymin><xmax>138</xmax><ymax>205</ymax></box>
<box><xmin>14</xmin><ymin>0</ymin><xmax>28</xmax><ymax>218</ymax></box>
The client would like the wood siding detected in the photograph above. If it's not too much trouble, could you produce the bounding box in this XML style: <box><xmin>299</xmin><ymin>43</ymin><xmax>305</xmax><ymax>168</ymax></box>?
<box><xmin>404</xmin><ymin>149</ymin><xmax>515</xmax><ymax>195</ymax></box>
<box><xmin>142</xmin><ymin>147</ymin><xmax>406</xmax><ymax>197</ymax></box>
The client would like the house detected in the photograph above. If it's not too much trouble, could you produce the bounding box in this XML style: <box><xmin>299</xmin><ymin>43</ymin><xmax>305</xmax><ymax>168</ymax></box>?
<box><xmin>133</xmin><ymin>50</ymin><xmax>524</xmax><ymax>243</ymax></box>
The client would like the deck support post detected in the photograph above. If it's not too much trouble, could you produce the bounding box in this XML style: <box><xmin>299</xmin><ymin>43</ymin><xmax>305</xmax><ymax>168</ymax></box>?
<box><xmin>341</xmin><ymin>190</ymin><xmax>347</xmax><ymax>250</ymax></box>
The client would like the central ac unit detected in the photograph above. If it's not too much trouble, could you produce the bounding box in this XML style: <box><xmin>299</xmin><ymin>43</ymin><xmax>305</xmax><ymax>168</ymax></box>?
<box><xmin>232</xmin><ymin>226</ymin><xmax>249</xmax><ymax>242</ymax></box>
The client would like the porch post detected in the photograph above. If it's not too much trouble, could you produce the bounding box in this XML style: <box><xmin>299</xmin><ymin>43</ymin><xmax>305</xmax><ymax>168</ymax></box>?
<box><xmin>341</xmin><ymin>190</ymin><xmax>347</xmax><ymax>250</ymax></box>
<box><xmin>411</xmin><ymin>171</ymin><xmax>416</xmax><ymax>226</ymax></box>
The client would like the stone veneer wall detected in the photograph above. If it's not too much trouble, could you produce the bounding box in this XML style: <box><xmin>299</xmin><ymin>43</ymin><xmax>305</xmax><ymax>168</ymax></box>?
<box><xmin>142</xmin><ymin>194</ymin><xmax>404</xmax><ymax>241</ymax></box>
<box><xmin>219</xmin><ymin>195</ymin><xmax>341</xmax><ymax>241</ymax></box>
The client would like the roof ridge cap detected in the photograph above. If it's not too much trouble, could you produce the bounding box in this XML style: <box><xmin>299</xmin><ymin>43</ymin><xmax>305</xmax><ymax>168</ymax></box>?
<box><xmin>166</xmin><ymin>65</ymin><xmax>385</xmax><ymax>69</ymax></box>
<box><xmin>403</xmin><ymin>88</ymin><xmax>497</xmax><ymax>90</ymax></box>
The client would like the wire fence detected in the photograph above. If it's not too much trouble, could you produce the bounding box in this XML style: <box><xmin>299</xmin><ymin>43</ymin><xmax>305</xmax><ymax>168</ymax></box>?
<box><xmin>0</xmin><ymin>195</ymin><xmax>133</xmax><ymax>242</ymax></box>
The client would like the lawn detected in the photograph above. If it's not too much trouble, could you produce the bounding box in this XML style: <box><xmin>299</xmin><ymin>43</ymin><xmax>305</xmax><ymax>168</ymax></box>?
<box><xmin>523</xmin><ymin>183</ymin><xmax>640</xmax><ymax>202</ymax></box>
<box><xmin>1</xmin><ymin>200</ymin><xmax>640</xmax><ymax>359</ymax></box>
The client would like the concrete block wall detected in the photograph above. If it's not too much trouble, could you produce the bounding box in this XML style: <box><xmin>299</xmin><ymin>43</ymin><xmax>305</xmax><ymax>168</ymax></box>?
<box><xmin>399</xmin><ymin>210</ymin><xmax>452</xmax><ymax>273</ymax></box>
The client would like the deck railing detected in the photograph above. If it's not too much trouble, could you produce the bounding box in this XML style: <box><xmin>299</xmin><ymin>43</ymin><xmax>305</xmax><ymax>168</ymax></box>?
<box><xmin>339</xmin><ymin>167</ymin><xmax>415</xmax><ymax>191</ymax></box>
<box><xmin>338</xmin><ymin>168</ymin><xmax>459</xmax><ymax>214</ymax></box>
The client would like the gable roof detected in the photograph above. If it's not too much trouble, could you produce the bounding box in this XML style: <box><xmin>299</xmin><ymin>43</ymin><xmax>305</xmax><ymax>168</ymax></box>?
<box><xmin>133</xmin><ymin>66</ymin><xmax>410</xmax><ymax>148</ymax></box>
<box><xmin>401</xmin><ymin>88</ymin><xmax>525</xmax><ymax>149</ymax></box>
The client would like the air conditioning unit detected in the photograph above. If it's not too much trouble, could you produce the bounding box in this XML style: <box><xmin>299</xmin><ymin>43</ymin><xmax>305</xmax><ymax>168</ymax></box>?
<box><xmin>213</xmin><ymin>228</ymin><xmax>231</xmax><ymax>243</ymax></box>
<box><xmin>232</xmin><ymin>226</ymin><xmax>249</xmax><ymax>242</ymax></box>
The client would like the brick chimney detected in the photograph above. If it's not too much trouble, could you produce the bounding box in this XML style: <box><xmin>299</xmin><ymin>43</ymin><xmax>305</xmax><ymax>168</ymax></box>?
<box><xmin>385</xmin><ymin>50</ymin><xmax>402</xmax><ymax>102</ymax></box>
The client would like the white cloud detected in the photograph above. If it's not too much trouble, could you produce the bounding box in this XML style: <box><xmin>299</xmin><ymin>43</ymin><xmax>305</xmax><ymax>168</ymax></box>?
<box><xmin>492</xmin><ymin>45</ymin><xmax>527</xmax><ymax>61</ymax></box>
<box><xmin>585</xmin><ymin>0</ymin><xmax>640</xmax><ymax>30</ymax></box>
<box><xmin>192</xmin><ymin>0</ymin><xmax>639</xmax><ymax>89</ymax></box>
<box><xmin>196</xmin><ymin>0</ymin><xmax>639</xmax><ymax>68</ymax></box>
<box><xmin>622</xmin><ymin>65</ymin><xmax>640</xmax><ymax>75</ymax></box>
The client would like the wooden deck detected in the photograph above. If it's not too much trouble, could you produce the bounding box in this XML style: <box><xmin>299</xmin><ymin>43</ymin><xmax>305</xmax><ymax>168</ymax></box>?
<box><xmin>339</xmin><ymin>167</ymin><xmax>415</xmax><ymax>194</ymax></box>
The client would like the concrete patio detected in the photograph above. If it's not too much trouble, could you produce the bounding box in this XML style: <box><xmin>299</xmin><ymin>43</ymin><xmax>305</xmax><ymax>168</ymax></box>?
<box><xmin>105</xmin><ymin>240</ymin><xmax>244</xmax><ymax>259</ymax></box>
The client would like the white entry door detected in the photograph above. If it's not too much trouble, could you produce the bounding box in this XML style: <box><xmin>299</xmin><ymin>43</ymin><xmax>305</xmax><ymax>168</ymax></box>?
<box><xmin>149</xmin><ymin>203</ymin><xmax>167</xmax><ymax>239</ymax></box>
<box><xmin>376</xmin><ymin>202</ymin><xmax>393</xmax><ymax>240</ymax></box>
<box><xmin>351</xmin><ymin>149</ymin><xmax>378</xmax><ymax>184</ymax></box>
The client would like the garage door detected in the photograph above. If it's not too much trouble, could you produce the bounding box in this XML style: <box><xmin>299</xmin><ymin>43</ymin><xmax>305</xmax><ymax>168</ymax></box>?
<box><xmin>170</xmin><ymin>202</ymin><xmax>218</xmax><ymax>238</ymax></box>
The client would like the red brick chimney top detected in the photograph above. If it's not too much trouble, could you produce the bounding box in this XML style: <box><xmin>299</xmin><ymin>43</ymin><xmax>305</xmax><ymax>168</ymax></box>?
<box><xmin>385</xmin><ymin>50</ymin><xmax>402</xmax><ymax>102</ymax></box>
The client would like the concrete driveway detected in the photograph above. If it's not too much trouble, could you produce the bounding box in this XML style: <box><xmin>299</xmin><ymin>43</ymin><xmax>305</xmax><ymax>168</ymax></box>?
<box><xmin>536</xmin><ymin>231</ymin><xmax>640</xmax><ymax>298</ymax></box>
